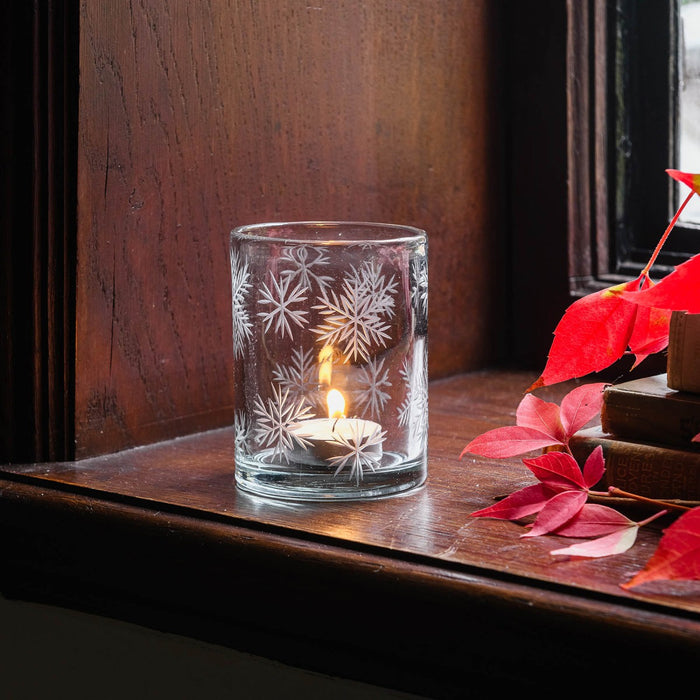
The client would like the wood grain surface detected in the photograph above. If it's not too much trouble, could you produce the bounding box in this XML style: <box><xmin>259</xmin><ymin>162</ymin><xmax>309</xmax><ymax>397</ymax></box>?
<box><xmin>2</xmin><ymin>370</ymin><xmax>698</xmax><ymax>692</ymax></box>
<box><xmin>8</xmin><ymin>370</ymin><xmax>700</xmax><ymax>610</ymax></box>
<box><xmin>75</xmin><ymin>1</ymin><xmax>504</xmax><ymax>458</ymax></box>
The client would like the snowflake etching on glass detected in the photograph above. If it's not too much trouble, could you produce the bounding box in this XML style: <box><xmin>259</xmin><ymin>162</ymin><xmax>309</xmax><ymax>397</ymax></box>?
<box><xmin>272</xmin><ymin>346</ymin><xmax>320</xmax><ymax>406</ymax></box>
<box><xmin>355</xmin><ymin>260</ymin><xmax>397</xmax><ymax>317</ymax></box>
<box><xmin>230</xmin><ymin>248</ymin><xmax>253</xmax><ymax>358</ymax></box>
<box><xmin>257</xmin><ymin>272</ymin><xmax>309</xmax><ymax>339</ymax></box>
<box><xmin>411</xmin><ymin>255</ymin><xmax>428</xmax><ymax>318</ymax></box>
<box><xmin>354</xmin><ymin>356</ymin><xmax>392</xmax><ymax>420</ymax></box>
<box><xmin>234</xmin><ymin>409</ymin><xmax>253</xmax><ymax>455</ymax></box>
<box><xmin>398</xmin><ymin>353</ymin><xmax>429</xmax><ymax>450</ymax></box>
<box><xmin>311</xmin><ymin>261</ymin><xmax>397</xmax><ymax>363</ymax></box>
<box><xmin>280</xmin><ymin>245</ymin><xmax>334</xmax><ymax>294</ymax></box>
<box><xmin>253</xmin><ymin>384</ymin><xmax>315</xmax><ymax>462</ymax></box>
<box><xmin>326</xmin><ymin>420</ymin><xmax>386</xmax><ymax>485</ymax></box>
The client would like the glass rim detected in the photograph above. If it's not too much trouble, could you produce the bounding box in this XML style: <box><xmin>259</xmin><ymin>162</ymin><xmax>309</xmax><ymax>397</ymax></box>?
<box><xmin>230</xmin><ymin>220</ymin><xmax>427</xmax><ymax>245</ymax></box>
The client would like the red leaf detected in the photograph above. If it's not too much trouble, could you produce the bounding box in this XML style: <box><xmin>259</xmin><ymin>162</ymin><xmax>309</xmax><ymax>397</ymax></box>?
<box><xmin>471</xmin><ymin>483</ymin><xmax>557</xmax><ymax>520</ymax></box>
<box><xmin>522</xmin><ymin>490</ymin><xmax>588</xmax><ymax>537</ymax></box>
<box><xmin>622</xmin><ymin>507</ymin><xmax>700</xmax><ymax>588</ymax></box>
<box><xmin>582</xmin><ymin>445</ymin><xmax>606</xmax><ymax>488</ymax></box>
<box><xmin>622</xmin><ymin>254</ymin><xmax>700</xmax><ymax>314</ymax></box>
<box><xmin>626</xmin><ymin>302</ymin><xmax>671</xmax><ymax>367</ymax></box>
<box><xmin>516</xmin><ymin>393</ymin><xmax>567</xmax><ymax>443</ymax></box>
<box><xmin>523</xmin><ymin>451</ymin><xmax>587</xmax><ymax>491</ymax></box>
<box><xmin>460</xmin><ymin>425</ymin><xmax>557</xmax><ymax>459</ymax></box>
<box><xmin>550</xmin><ymin>526</ymin><xmax>639</xmax><ymax>558</ymax></box>
<box><xmin>559</xmin><ymin>383</ymin><xmax>608</xmax><ymax>436</ymax></box>
<box><xmin>666</xmin><ymin>168</ymin><xmax>700</xmax><ymax>197</ymax></box>
<box><xmin>461</xmin><ymin>384</ymin><xmax>607</xmax><ymax>460</ymax></box>
<box><xmin>529</xmin><ymin>278</ymin><xmax>642</xmax><ymax>389</ymax></box>
<box><xmin>552</xmin><ymin>503</ymin><xmax>634</xmax><ymax>538</ymax></box>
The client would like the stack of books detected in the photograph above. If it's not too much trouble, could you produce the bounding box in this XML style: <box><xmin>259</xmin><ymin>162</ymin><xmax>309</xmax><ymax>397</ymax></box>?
<box><xmin>569</xmin><ymin>312</ymin><xmax>700</xmax><ymax>502</ymax></box>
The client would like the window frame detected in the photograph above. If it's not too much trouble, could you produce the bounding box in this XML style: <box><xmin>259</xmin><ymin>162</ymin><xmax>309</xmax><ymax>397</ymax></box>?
<box><xmin>572</xmin><ymin>0</ymin><xmax>699</xmax><ymax>291</ymax></box>
<box><xmin>608</xmin><ymin>0</ymin><xmax>700</xmax><ymax>275</ymax></box>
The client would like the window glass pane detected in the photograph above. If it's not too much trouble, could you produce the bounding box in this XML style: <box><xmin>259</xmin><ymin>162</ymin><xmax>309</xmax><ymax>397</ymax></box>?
<box><xmin>680</xmin><ymin>0</ymin><xmax>700</xmax><ymax>222</ymax></box>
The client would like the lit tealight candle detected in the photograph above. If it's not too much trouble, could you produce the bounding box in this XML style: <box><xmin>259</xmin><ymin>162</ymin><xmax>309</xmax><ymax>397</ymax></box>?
<box><xmin>289</xmin><ymin>389</ymin><xmax>384</xmax><ymax>466</ymax></box>
<box><xmin>327</xmin><ymin>388</ymin><xmax>346</xmax><ymax>420</ymax></box>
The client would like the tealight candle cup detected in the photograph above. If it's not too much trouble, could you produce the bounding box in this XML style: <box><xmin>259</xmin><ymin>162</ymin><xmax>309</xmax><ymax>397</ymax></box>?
<box><xmin>230</xmin><ymin>221</ymin><xmax>428</xmax><ymax>501</ymax></box>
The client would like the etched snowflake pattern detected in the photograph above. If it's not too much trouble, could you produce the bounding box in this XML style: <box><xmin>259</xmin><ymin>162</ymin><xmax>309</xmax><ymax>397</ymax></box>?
<box><xmin>230</xmin><ymin>248</ymin><xmax>253</xmax><ymax>358</ymax></box>
<box><xmin>234</xmin><ymin>409</ymin><xmax>253</xmax><ymax>455</ymax></box>
<box><xmin>327</xmin><ymin>420</ymin><xmax>386</xmax><ymax>485</ymax></box>
<box><xmin>258</xmin><ymin>273</ymin><xmax>309</xmax><ymax>339</ymax></box>
<box><xmin>397</xmin><ymin>355</ymin><xmax>429</xmax><ymax>448</ymax></box>
<box><xmin>272</xmin><ymin>347</ymin><xmax>318</xmax><ymax>403</ymax></box>
<box><xmin>312</xmin><ymin>261</ymin><xmax>397</xmax><ymax>362</ymax></box>
<box><xmin>253</xmin><ymin>384</ymin><xmax>315</xmax><ymax>462</ymax></box>
<box><xmin>354</xmin><ymin>357</ymin><xmax>392</xmax><ymax>419</ymax></box>
<box><xmin>355</xmin><ymin>260</ymin><xmax>397</xmax><ymax>317</ymax></box>
<box><xmin>412</xmin><ymin>256</ymin><xmax>428</xmax><ymax>318</ymax></box>
<box><xmin>280</xmin><ymin>245</ymin><xmax>334</xmax><ymax>293</ymax></box>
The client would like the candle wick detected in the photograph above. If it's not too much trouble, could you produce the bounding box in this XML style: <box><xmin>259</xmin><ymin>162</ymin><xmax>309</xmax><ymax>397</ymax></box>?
<box><xmin>331</xmin><ymin>415</ymin><xmax>347</xmax><ymax>432</ymax></box>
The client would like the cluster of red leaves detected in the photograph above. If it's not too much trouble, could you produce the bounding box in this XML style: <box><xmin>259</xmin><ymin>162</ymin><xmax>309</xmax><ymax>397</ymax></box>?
<box><xmin>461</xmin><ymin>383</ymin><xmax>607</xmax><ymax>459</ymax></box>
<box><xmin>463</xmin><ymin>170</ymin><xmax>700</xmax><ymax>590</ymax></box>
<box><xmin>529</xmin><ymin>170</ymin><xmax>700</xmax><ymax>392</ymax></box>
<box><xmin>464</xmin><ymin>385</ymin><xmax>698</xmax><ymax>587</ymax></box>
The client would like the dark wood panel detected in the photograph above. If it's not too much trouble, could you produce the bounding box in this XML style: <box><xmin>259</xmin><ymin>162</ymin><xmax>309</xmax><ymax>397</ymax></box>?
<box><xmin>0</xmin><ymin>2</ymin><xmax>77</xmax><ymax>463</ymax></box>
<box><xmin>506</xmin><ymin>1</ymin><xmax>572</xmax><ymax>368</ymax></box>
<box><xmin>74</xmin><ymin>1</ymin><xmax>505</xmax><ymax>458</ymax></box>
<box><xmin>2</xmin><ymin>371</ymin><xmax>698</xmax><ymax>694</ymax></box>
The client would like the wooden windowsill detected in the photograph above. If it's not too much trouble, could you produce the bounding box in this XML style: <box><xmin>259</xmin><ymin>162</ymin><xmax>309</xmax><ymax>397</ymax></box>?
<box><xmin>1</xmin><ymin>369</ymin><xmax>698</xmax><ymax>694</ymax></box>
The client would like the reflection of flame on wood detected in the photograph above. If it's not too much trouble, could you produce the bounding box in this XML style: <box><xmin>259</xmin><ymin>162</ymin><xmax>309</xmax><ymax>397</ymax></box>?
<box><xmin>327</xmin><ymin>389</ymin><xmax>346</xmax><ymax>419</ymax></box>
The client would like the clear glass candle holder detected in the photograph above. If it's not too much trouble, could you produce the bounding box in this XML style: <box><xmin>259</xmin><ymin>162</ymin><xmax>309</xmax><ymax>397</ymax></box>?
<box><xmin>230</xmin><ymin>221</ymin><xmax>428</xmax><ymax>501</ymax></box>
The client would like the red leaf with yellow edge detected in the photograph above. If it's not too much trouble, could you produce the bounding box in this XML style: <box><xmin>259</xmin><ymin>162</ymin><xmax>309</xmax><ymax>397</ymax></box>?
<box><xmin>622</xmin><ymin>254</ymin><xmax>700</xmax><ymax>314</ymax></box>
<box><xmin>471</xmin><ymin>483</ymin><xmax>557</xmax><ymax>520</ymax></box>
<box><xmin>666</xmin><ymin>168</ymin><xmax>700</xmax><ymax>196</ymax></box>
<box><xmin>528</xmin><ymin>277</ymin><xmax>642</xmax><ymax>390</ymax></box>
<box><xmin>622</xmin><ymin>507</ymin><xmax>700</xmax><ymax>589</ymax></box>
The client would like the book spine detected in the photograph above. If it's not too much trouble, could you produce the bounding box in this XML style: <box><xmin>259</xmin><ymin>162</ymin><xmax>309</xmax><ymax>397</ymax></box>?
<box><xmin>667</xmin><ymin>311</ymin><xmax>700</xmax><ymax>393</ymax></box>
<box><xmin>569</xmin><ymin>432</ymin><xmax>700</xmax><ymax>501</ymax></box>
<box><xmin>600</xmin><ymin>393</ymin><xmax>700</xmax><ymax>450</ymax></box>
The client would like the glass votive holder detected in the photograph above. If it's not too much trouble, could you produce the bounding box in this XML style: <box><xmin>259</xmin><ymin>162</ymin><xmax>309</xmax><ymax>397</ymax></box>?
<box><xmin>230</xmin><ymin>221</ymin><xmax>428</xmax><ymax>501</ymax></box>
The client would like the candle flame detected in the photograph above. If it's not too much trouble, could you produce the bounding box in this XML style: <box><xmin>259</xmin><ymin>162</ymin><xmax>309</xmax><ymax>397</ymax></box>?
<box><xmin>327</xmin><ymin>389</ymin><xmax>345</xmax><ymax>419</ymax></box>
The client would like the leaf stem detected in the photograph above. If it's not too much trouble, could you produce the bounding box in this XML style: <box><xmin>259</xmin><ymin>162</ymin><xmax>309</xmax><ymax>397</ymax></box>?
<box><xmin>640</xmin><ymin>190</ymin><xmax>695</xmax><ymax>279</ymax></box>
<box><xmin>636</xmin><ymin>509</ymin><xmax>669</xmax><ymax>528</ymax></box>
<box><xmin>607</xmin><ymin>486</ymin><xmax>692</xmax><ymax>512</ymax></box>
